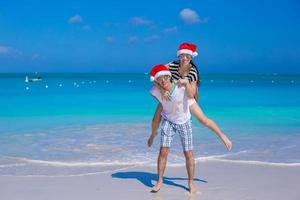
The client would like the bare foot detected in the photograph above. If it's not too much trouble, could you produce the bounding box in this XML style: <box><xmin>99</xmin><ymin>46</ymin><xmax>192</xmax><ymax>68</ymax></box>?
<box><xmin>224</xmin><ymin>137</ymin><xmax>232</xmax><ymax>151</ymax></box>
<box><xmin>188</xmin><ymin>182</ymin><xmax>196</xmax><ymax>193</ymax></box>
<box><xmin>151</xmin><ymin>181</ymin><xmax>162</xmax><ymax>193</ymax></box>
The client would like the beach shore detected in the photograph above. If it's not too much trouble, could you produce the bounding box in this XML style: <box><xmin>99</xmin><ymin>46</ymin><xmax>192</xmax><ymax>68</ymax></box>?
<box><xmin>1</xmin><ymin>160</ymin><xmax>299</xmax><ymax>200</ymax></box>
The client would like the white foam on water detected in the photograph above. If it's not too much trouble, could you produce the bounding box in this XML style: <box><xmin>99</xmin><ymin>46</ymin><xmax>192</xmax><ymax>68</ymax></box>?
<box><xmin>4</xmin><ymin>156</ymin><xmax>149</xmax><ymax>167</ymax></box>
<box><xmin>198</xmin><ymin>158</ymin><xmax>300</xmax><ymax>167</ymax></box>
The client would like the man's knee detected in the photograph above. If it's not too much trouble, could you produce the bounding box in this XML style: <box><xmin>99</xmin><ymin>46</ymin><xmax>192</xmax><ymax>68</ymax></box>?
<box><xmin>184</xmin><ymin>150</ymin><xmax>194</xmax><ymax>159</ymax></box>
<box><xmin>159</xmin><ymin>147</ymin><xmax>169</xmax><ymax>158</ymax></box>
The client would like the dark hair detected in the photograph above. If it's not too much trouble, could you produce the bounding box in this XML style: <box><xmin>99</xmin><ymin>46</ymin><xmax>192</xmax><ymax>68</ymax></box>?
<box><xmin>171</xmin><ymin>60</ymin><xmax>201</xmax><ymax>86</ymax></box>
<box><xmin>190</xmin><ymin>60</ymin><xmax>201</xmax><ymax>86</ymax></box>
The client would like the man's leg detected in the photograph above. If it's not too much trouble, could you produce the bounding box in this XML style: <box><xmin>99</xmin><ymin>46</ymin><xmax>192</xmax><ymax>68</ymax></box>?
<box><xmin>184</xmin><ymin>150</ymin><xmax>196</xmax><ymax>193</ymax></box>
<box><xmin>178</xmin><ymin>120</ymin><xmax>196</xmax><ymax>193</ymax></box>
<box><xmin>152</xmin><ymin>119</ymin><xmax>174</xmax><ymax>192</ymax></box>
<box><xmin>152</xmin><ymin>147</ymin><xmax>170</xmax><ymax>192</ymax></box>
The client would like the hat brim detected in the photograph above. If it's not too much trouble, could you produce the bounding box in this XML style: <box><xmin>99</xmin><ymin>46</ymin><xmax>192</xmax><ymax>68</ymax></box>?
<box><xmin>177</xmin><ymin>49</ymin><xmax>197</xmax><ymax>57</ymax></box>
<box><xmin>154</xmin><ymin>71</ymin><xmax>171</xmax><ymax>80</ymax></box>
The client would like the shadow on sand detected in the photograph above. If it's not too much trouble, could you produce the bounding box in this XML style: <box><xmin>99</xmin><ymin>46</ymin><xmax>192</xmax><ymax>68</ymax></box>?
<box><xmin>111</xmin><ymin>171</ymin><xmax>207</xmax><ymax>192</ymax></box>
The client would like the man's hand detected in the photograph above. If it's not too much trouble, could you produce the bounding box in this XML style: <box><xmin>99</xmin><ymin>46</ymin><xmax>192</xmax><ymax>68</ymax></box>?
<box><xmin>147</xmin><ymin>134</ymin><xmax>156</xmax><ymax>147</ymax></box>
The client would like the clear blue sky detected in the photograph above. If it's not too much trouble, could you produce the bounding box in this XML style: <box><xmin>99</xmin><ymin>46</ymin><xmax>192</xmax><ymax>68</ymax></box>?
<box><xmin>0</xmin><ymin>0</ymin><xmax>299</xmax><ymax>73</ymax></box>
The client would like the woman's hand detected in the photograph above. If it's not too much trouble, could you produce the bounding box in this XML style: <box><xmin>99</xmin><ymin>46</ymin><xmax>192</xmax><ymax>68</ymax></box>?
<box><xmin>176</xmin><ymin>78</ymin><xmax>189</xmax><ymax>88</ymax></box>
<box><xmin>162</xmin><ymin>90</ymin><xmax>170</xmax><ymax>100</ymax></box>
<box><xmin>154</xmin><ymin>80</ymin><xmax>169</xmax><ymax>100</ymax></box>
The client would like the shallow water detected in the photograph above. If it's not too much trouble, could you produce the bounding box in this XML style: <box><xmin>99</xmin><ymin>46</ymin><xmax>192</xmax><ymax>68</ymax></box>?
<box><xmin>0</xmin><ymin>73</ymin><xmax>299</xmax><ymax>176</ymax></box>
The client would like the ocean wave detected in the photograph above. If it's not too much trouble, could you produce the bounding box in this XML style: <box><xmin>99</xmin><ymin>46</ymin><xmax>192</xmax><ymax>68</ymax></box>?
<box><xmin>3</xmin><ymin>156</ymin><xmax>148</xmax><ymax>167</ymax></box>
<box><xmin>0</xmin><ymin>163</ymin><xmax>27</xmax><ymax>168</ymax></box>
<box><xmin>199</xmin><ymin>158</ymin><xmax>300</xmax><ymax>167</ymax></box>
<box><xmin>1</xmin><ymin>157</ymin><xmax>299</xmax><ymax>178</ymax></box>
<box><xmin>0</xmin><ymin>165</ymin><xmax>136</xmax><ymax>178</ymax></box>
<box><xmin>192</xmin><ymin>151</ymin><xmax>300</xmax><ymax>167</ymax></box>
<box><xmin>2</xmin><ymin>150</ymin><xmax>300</xmax><ymax>171</ymax></box>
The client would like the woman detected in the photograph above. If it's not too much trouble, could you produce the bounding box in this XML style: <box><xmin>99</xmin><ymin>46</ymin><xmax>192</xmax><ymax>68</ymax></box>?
<box><xmin>151</xmin><ymin>42</ymin><xmax>232</xmax><ymax>150</ymax></box>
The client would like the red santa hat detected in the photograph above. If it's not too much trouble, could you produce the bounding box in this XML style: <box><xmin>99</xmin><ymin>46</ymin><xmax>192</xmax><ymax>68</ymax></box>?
<box><xmin>150</xmin><ymin>64</ymin><xmax>171</xmax><ymax>82</ymax></box>
<box><xmin>176</xmin><ymin>42</ymin><xmax>198</xmax><ymax>57</ymax></box>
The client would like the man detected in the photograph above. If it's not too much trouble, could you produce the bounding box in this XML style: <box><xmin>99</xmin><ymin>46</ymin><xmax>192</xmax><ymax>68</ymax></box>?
<box><xmin>147</xmin><ymin>64</ymin><xmax>197</xmax><ymax>193</ymax></box>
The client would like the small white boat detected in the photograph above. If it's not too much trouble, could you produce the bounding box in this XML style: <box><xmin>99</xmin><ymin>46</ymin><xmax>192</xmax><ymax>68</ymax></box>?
<box><xmin>25</xmin><ymin>75</ymin><xmax>43</xmax><ymax>83</ymax></box>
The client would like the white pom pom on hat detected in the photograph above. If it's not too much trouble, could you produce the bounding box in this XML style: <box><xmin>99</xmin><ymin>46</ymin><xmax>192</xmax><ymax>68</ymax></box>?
<box><xmin>150</xmin><ymin>76</ymin><xmax>155</xmax><ymax>82</ymax></box>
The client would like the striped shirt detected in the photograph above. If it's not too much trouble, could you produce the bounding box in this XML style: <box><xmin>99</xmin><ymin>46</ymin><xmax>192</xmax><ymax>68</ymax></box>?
<box><xmin>168</xmin><ymin>61</ymin><xmax>199</xmax><ymax>84</ymax></box>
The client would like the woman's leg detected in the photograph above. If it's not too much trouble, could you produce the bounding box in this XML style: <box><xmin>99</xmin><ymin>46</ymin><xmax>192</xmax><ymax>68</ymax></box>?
<box><xmin>190</xmin><ymin>103</ymin><xmax>232</xmax><ymax>150</ymax></box>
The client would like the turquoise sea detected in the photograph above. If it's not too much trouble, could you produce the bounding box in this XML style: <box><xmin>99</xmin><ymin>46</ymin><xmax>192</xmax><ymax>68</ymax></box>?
<box><xmin>0</xmin><ymin>73</ymin><xmax>299</xmax><ymax>176</ymax></box>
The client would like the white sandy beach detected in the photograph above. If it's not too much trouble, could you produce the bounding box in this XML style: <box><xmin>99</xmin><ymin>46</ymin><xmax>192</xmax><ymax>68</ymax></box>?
<box><xmin>1</xmin><ymin>160</ymin><xmax>299</xmax><ymax>200</ymax></box>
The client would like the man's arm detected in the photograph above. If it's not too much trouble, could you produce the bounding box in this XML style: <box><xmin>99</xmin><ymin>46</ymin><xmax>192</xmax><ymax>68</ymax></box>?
<box><xmin>148</xmin><ymin>103</ymin><xmax>163</xmax><ymax>147</ymax></box>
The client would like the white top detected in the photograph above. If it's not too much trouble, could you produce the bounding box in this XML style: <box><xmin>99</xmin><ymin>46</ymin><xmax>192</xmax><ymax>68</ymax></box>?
<box><xmin>150</xmin><ymin>84</ymin><xmax>195</xmax><ymax>124</ymax></box>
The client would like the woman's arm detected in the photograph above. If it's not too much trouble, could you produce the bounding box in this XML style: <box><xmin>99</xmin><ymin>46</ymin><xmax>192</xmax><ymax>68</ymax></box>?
<box><xmin>177</xmin><ymin>79</ymin><xmax>197</xmax><ymax>98</ymax></box>
<box><xmin>194</xmin><ymin>86</ymin><xmax>199</xmax><ymax>102</ymax></box>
